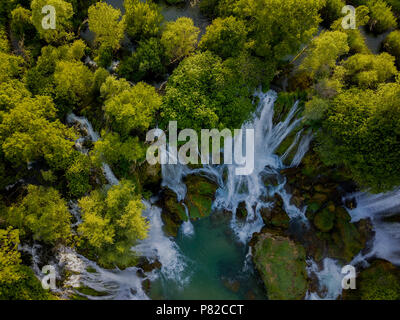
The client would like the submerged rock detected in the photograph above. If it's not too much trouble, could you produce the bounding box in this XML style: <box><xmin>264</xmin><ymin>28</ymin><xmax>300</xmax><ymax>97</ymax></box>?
<box><xmin>252</xmin><ymin>230</ymin><xmax>308</xmax><ymax>300</ymax></box>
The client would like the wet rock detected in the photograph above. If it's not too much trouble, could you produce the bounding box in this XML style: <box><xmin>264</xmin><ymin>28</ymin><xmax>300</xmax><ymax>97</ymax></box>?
<box><xmin>251</xmin><ymin>230</ymin><xmax>308</xmax><ymax>300</ymax></box>
<box><xmin>159</xmin><ymin>188</ymin><xmax>187</xmax><ymax>237</ymax></box>
<box><xmin>260</xmin><ymin>194</ymin><xmax>290</xmax><ymax>229</ymax></box>
<box><xmin>236</xmin><ymin>202</ymin><xmax>248</xmax><ymax>220</ymax></box>
<box><xmin>183</xmin><ymin>175</ymin><xmax>217</xmax><ymax>220</ymax></box>
<box><xmin>343</xmin><ymin>260</ymin><xmax>400</xmax><ymax>300</ymax></box>
<box><xmin>313</xmin><ymin>208</ymin><xmax>335</xmax><ymax>232</ymax></box>
<box><xmin>137</xmin><ymin>257</ymin><xmax>162</xmax><ymax>273</ymax></box>
<box><xmin>344</xmin><ymin>197</ymin><xmax>357</xmax><ymax>210</ymax></box>
<box><xmin>137</xmin><ymin>162</ymin><xmax>162</xmax><ymax>193</ymax></box>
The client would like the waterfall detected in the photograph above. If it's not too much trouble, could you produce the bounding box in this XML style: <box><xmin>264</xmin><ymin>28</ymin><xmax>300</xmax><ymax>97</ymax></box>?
<box><xmin>306</xmin><ymin>258</ymin><xmax>343</xmax><ymax>300</ymax></box>
<box><xmin>345</xmin><ymin>188</ymin><xmax>400</xmax><ymax>267</ymax></box>
<box><xmin>63</xmin><ymin>114</ymin><xmax>188</xmax><ymax>299</ymax></box>
<box><xmin>161</xmin><ymin>90</ymin><xmax>312</xmax><ymax>243</ymax></box>
<box><xmin>67</xmin><ymin>113</ymin><xmax>119</xmax><ymax>186</ymax></box>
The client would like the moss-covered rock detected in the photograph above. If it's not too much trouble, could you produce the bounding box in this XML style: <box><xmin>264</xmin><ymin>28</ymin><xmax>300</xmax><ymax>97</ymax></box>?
<box><xmin>252</xmin><ymin>231</ymin><xmax>308</xmax><ymax>300</ymax></box>
<box><xmin>159</xmin><ymin>174</ymin><xmax>217</xmax><ymax>237</ymax></box>
<box><xmin>343</xmin><ymin>260</ymin><xmax>400</xmax><ymax>300</ymax></box>
<box><xmin>314</xmin><ymin>208</ymin><xmax>335</xmax><ymax>232</ymax></box>
<box><xmin>183</xmin><ymin>175</ymin><xmax>217</xmax><ymax>220</ymax></box>
<box><xmin>159</xmin><ymin>188</ymin><xmax>187</xmax><ymax>237</ymax></box>
<box><xmin>260</xmin><ymin>194</ymin><xmax>290</xmax><ymax>229</ymax></box>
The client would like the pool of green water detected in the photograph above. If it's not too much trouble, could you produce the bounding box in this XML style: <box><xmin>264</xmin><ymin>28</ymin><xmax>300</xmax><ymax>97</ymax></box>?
<box><xmin>149</xmin><ymin>213</ymin><xmax>267</xmax><ymax>300</ymax></box>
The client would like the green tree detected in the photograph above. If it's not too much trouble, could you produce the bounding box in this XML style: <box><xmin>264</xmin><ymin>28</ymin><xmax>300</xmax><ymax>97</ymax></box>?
<box><xmin>10</xmin><ymin>6</ymin><xmax>35</xmax><ymax>41</ymax></box>
<box><xmin>232</xmin><ymin>0</ymin><xmax>325</xmax><ymax>58</ymax></box>
<box><xmin>161</xmin><ymin>17</ymin><xmax>200</xmax><ymax>63</ymax></box>
<box><xmin>124</xmin><ymin>0</ymin><xmax>163</xmax><ymax>41</ymax></box>
<box><xmin>162</xmin><ymin>51</ymin><xmax>256</xmax><ymax>131</ymax></box>
<box><xmin>118</xmin><ymin>37</ymin><xmax>166</xmax><ymax>82</ymax></box>
<box><xmin>0</xmin><ymin>51</ymin><xmax>24</xmax><ymax>83</ymax></box>
<box><xmin>78</xmin><ymin>180</ymin><xmax>148</xmax><ymax>268</ymax></box>
<box><xmin>88</xmin><ymin>2</ymin><xmax>125</xmax><ymax>51</ymax></box>
<box><xmin>53</xmin><ymin>60</ymin><xmax>94</xmax><ymax>110</ymax></box>
<box><xmin>320</xmin><ymin>0</ymin><xmax>345</xmax><ymax>26</ymax></box>
<box><xmin>317</xmin><ymin>83</ymin><xmax>400</xmax><ymax>192</ymax></box>
<box><xmin>340</xmin><ymin>53</ymin><xmax>397</xmax><ymax>88</ymax></box>
<box><xmin>102</xmin><ymin>81</ymin><xmax>162</xmax><ymax>135</ymax></box>
<box><xmin>367</xmin><ymin>0</ymin><xmax>397</xmax><ymax>34</ymax></box>
<box><xmin>31</xmin><ymin>0</ymin><xmax>74</xmax><ymax>43</ymax></box>
<box><xmin>0</xmin><ymin>227</ymin><xmax>52</xmax><ymax>300</ymax></box>
<box><xmin>384</xmin><ymin>30</ymin><xmax>400</xmax><ymax>65</ymax></box>
<box><xmin>66</xmin><ymin>153</ymin><xmax>92</xmax><ymax>198</ymax></box>
<box><xmin>199</xmin><ymin>16</ymin><xmax>247</xmax><ymax>59</ymax></box>
<box><xmin>0</xmin><ymin>95</ymin><xmax>76</xmax><ymax>170</ymax></box>
<box><xmin>300</xmin><ymin>31</ymin><xmax>349</xmax><ymax>79</ymax></box>
<box><xmin>6</xmin><ymin>185</ymin><xmax>72</xmax><ymax>243</ymax></box>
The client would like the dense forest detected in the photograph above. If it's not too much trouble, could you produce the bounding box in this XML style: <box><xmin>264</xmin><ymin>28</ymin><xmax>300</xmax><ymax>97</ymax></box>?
<box><xmin>1</xmin><ymin>0</ymin><xmax>400</xmax><ymax>300</ymax></box>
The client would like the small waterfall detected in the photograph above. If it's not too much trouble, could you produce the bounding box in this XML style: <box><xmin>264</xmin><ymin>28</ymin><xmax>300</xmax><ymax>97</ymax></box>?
<box><xmin>64</xmin><ymin>114</ymin><xmax>188</xmax><ymax>299</ymax></box>
<box><xmin>306</xmin><ymin>258</ymin><xmax>343</xmax><ymax>300</ymax></box>
<box><xmin>345</xmin><ymin>188</ymin><xmax>400</xmax><ymax>267</ymax></box>
<box><xmin>212</xmin><ymin>90</ymin><xmax>311</xmax><ymax>242</ymax></box>
<box><xmin>160</xmin><ymin>90</ymin><xmax>312</xmax><ymax>243</ymax></box>
<box><xmin>67</xmin><ymin>113</ymin><xmax>119</xmax><ymax>186</ymax></box>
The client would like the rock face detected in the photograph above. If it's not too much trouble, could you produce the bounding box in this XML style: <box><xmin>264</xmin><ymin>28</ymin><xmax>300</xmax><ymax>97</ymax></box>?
<box><xmin>159</xmin><ymin>174</ymin><xmax>217</xmax><ymax>237</ymax></box>
<box><xmin>259</xmin><ymin>194</ymin><xmax>290</xmax><ymax>229</ymax></box>
<box><xmin>281</xmin><ymin>163</ymin><xmax>371</xmax><ymax>263</ymax></box>
<box><xmin>252</xmin><ymin>231</ymin><xmax>308</xmax><ymax>300</ymax></box>
<box><xmin>343</xmin><ymin>260</ymin><xmax>400</xmax><ymax>300</ymax></box>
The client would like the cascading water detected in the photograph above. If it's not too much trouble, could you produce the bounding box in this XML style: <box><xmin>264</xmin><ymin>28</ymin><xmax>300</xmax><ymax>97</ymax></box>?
<box><xmin>306</xmin><ymin>188</ymin><xmax>400</xmax><ymax>300</ymax></box>
<box><xmin>346</xmin><ymin>188</ymin><xmax>400</xmax><ymax>266</ymax></box>
<box><xmin>60</xmin><ymin>114</ymin><xmax>188</xmax><ymax>299</ymax></box>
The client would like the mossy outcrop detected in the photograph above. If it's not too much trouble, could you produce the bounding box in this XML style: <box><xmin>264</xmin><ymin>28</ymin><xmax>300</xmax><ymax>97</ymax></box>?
<box><xmin>252</xmin><ymin>230</ymin><xmax>308</xmax><ymax>300</ymax></box>
<box><xmin>343</xmin><ymin>260</ymin><xmax>400</xmax><ymax>300</ymax></box>
<box><xmin>159</xmin><ymin>174</ymin><xmax>217</xmax><ymax>237</ymax></box>
<box><xmin>260</xmin><ymin>194</ymin><xmax>290</xmax><ymax>229</ymax></box>
<box><xmin>281</xmin><ymin>153</ymin><xmax>371</xmax><ymax>263</ymax></box>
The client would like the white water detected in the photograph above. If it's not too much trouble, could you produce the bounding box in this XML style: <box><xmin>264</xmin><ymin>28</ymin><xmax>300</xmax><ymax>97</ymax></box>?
<box><xmin>67</xmin><ymin>113</ymin><xmax>119</xmax><ymax>186</ymax></box>
<box><xmin>345</xmin><ymin>189</ymin><xmax>400</xmax><ymax>267</ymax></box>
<box><xmin>307</xmin><ymin>189</ymin><xmax>400</xmax><ymax>300</ymax></box>
<box><xmin>306</xmin><ymin>258</ymin><xmax>343</xmax><ymax>300</ymax></box>
<box><xmin>162</xmin><ymin>90</ymin><xmax>312</xmax><ymax>243</ymax></box>
<box><xmin>61</xmin><ymin>115</ymin><xmax>188</xmax><ymax>299</ymax></box>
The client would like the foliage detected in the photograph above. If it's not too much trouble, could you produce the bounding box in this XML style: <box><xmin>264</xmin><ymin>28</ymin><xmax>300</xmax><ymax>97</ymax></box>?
<box><xmin>118</xmin><ymin>37</ymin><xmax>166</xmax><ymax>82</ymax></box>
<box><xmin>102</xmin><ymin>80</ymin><xmax>162</xmax><ymax>136</ymax></box>
<box><xmin>93</xmin><ymin>131</ymin><xmax>145</xmax><ymax>176</ymax></box>
<box><xmin>6</xmin><ymin>185</ymin><xmax>72</xmax><ymax>243</ymax></box>
<box><xmin>0</xmin><ymin>95</ymin><xmax>76</xmax><ymax>170</ymax></box>
<box><xmin>31</xmin><ymin>0</ymin><xmax>74</xmax><ymax>43</ymax></box>
<box><xmin>320</xmin><ymin>0</ymin><xmax>345</xmax><ymax>26</ymax></box>
<box><xmin>66</xmin><ymin>153</ymin><xmax>92</xmax><ymax>198</ymax></box>
<box><xmin>231</xmin><ymin>0</ymin><xmax>325</xmax><ymax>58</ymax></box>
<box><xmin>53</xmin><ymin>60</ymin><xmax>94</xmax><ymax>110</ymax></box>
<box><xmin>317</xmin><ymin>83</ymin><xmax>400</xmax><ymax>192</ymax></box>
<box><xmin>340</xmin><ymin>53</ymin><xmax>397</xmax><ymax>89</ymax></box>
<box><xmin>367</xmin><ymin>0</ymin><xmax>397</xmax><ymax>34</ymax></box>
<box><xmin>88</xmin><ymin>2</ymin><xmax>125</xmax><ymax>51</ymax></box>
<box><xmin>161</xmin><ymin>17</ymin><xmax>200</xmax><ymax>63</ymax></box>
<box><xmin>124</xmin><ymin>0</ymin><xmax>163</xmax><ymax>41</ymax></box>
<box><xmin>199</xmin><ymin>16</ymin><xmax>247</xmax><ymax>59</ymax></box>
<box><xmin>384</xmin><ymin>30</ymin><xmax>400</xmax><ymax>65</ymax></box>
<box><xmin>0</xmin><ymin>52</ymin><xmax>25</xmax><ymax>84</ymax></box>
<box><xmin>0</xmin><ymin>227</ymin><xmax>52</xmax><ymax>300</ymax></box>
<box><xmin>300</xmin><ymin>31</ymin><xmax>349</xmax><ymax>79</ymax></box>
<box><xmin>162</xmin><ymin>51</ymin><xmax>265</xmax><ymax>131</ymax></box>
<box><xmin>78</xmin><ymin>180</ymin><xmax>148</xmax><ymax>269</ymax></box>
<box><xmin>10</xmin><ymin>6</ymin><xmax>35</xmax><ymax>41</ymax></box>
